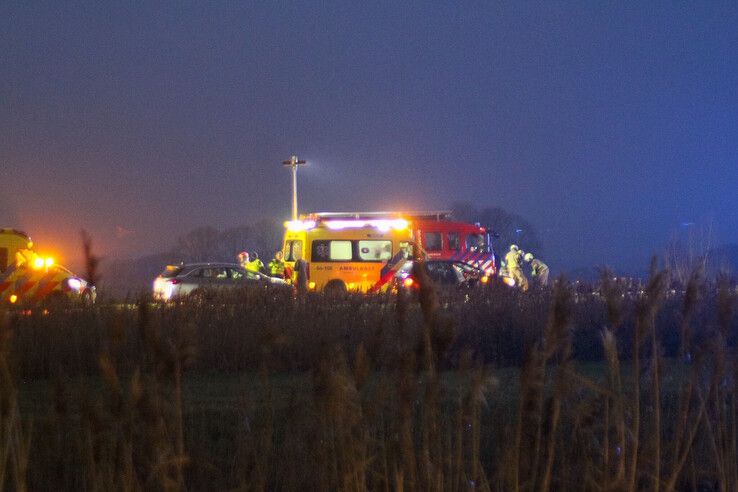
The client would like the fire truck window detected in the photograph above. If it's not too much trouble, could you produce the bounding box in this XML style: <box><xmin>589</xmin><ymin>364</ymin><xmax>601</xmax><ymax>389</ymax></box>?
<box><xmin>424</xmin><ymin>232</ymin><xmax>442</xmax><ymax>251</ymax></box>
<box><xmin>285</xmin><ymin>240</ymin><xmax>303</xmax><ymax>261</ymax></box>
<box><xmin>358</xmin><ymin>240</ymin><xmax>392</xmax><ymax>261</ymax></box>
<box><xmin>466</xmin><ymin>233</ymin><xmax>485</xmax><ymax>251</ymax></box>
<box><xmin>0</xmin><ymin>248</ymin><xmax>7</xmax><ymax>272</ymax></box>
<box><xmin>447</xmin><ymin>232</ymin><xmax>460</xmax><ymax>251</ymax></box>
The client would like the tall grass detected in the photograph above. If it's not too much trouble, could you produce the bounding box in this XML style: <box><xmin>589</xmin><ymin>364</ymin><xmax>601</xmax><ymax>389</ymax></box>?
<box><xmin>0</xmin><ymin>263</ymin><xmax>736</xmax><ymax>490</ymax></box>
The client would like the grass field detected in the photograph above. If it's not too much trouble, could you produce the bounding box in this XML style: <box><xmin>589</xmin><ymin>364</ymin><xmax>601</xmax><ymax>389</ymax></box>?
<box><xmin>1</xmin><ymin>266</ymin><xmax>737</xmax><ymax>490</ymax></box>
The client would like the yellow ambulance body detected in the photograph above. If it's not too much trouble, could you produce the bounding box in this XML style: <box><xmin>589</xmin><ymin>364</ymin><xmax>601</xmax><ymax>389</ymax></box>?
<box><xmin>282</xmin><ymin>216</ymin><xmax>412</xmax><ymax>293</ymax></box>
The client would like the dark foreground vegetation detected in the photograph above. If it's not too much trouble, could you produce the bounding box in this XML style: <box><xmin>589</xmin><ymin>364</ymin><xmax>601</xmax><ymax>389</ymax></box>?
<box><xmin>1</xmin><ymin>267</ymin><xmax>738</xmax><ymax>490</ymax></box>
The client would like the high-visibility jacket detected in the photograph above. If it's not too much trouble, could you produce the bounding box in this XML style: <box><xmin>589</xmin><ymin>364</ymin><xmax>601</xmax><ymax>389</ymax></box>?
<box><xmin>268</xmin><ymin>258</ymin><xmax>285</xmax><ymax>276</ymax></box>
<box><xmin>245</xmin><ymin>258</ymin><xmax>264</xmax><ymax>273</ymax></box>
<box><xmin>504</xmin><ymin>250</ymin><xmax>521</xmax><ymax>270</ymax></box>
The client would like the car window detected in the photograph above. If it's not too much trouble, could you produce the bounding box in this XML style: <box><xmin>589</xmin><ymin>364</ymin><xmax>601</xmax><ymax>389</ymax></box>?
<box><xmin>424</xmin><ymin>232</ymin><xmax>442</xmax><ymax>251</ymax></box>
<box><xmin>427</xmin><ymin>263</ymin><xmax>459</xmax><ymax>284</ymax></box>
<box><xmin>160</xmin><ymin>265</ymin><xmax>183</xmax><ymax>278</ymax></box>
<box><xmin>246</xmin><ymin>271</ymin><xmax>261</xmax><ymax>280</ymax></box>
<box><xmin>229</xmin><ymin>268</ymin><xmax>244</xmax><ymax>280</ymax></box>
<box><xmin>201</xmin><ymin>267</ymin><xmax>228</xmax><ymax>278</ymax></box>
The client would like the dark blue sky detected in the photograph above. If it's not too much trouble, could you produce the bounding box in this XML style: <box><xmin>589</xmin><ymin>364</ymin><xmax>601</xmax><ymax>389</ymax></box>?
<box><xmin>2</xmin><ymin>1</ymin><xmax>737</xmax><ymax>272</ymax></box>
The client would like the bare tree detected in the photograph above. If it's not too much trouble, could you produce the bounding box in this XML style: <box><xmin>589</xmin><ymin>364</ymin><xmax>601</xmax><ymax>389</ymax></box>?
<box><xmin>451</xmin><ymin>201</ymin><xmax>542</xmax><ymax>254</ymax></box>
<box><xmin>664</xmin><ymin>221</ymin><xmax>713</xmax><ymax>286</ymax></box>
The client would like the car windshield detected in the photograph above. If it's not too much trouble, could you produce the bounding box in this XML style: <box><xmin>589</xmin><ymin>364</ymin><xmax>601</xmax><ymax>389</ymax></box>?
<box><xmin>160</xmin><ymin>266</ymin><xmax>183</xmax><ymax>278</ymax></box>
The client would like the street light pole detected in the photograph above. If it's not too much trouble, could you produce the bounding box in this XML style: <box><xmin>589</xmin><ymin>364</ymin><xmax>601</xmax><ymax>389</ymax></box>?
<box><xmin>282</xmin><ymin>155</ymin><xmax>307</xmax><ymax>221</ymax></box>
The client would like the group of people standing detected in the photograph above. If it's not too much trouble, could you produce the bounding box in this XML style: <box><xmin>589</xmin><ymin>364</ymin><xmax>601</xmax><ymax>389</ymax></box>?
<box><xmin>503</xmin><ymin>244</ymin><xmax>549</xmax><ymax>291</ymax></box>
<box><xmin>237</xmin><ymin>250</ymin><xmax>309</xmax><ymax>291</ymax></box>
<box><xmin>237</xmin><ymin>250</ymin><xmax>290</xmax><ymax>278</ymax></box>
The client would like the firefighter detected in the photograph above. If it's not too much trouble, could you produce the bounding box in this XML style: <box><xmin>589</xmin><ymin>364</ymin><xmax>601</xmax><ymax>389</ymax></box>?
<box><xmin>237</xmin><ymin>251</ymin><xmax>249</xmax><ymax>270</ymax></box>
<box><xmin>268</xmin><ymin>250</ymin><xmax>286</xmax><ymax>278</ymax></box>
<box><xmin>524</xmin><ymin>253</ymin><xmax>550</xmax><ymax>287</ymax></box>
<box><xmin>246</xmin><ymin>251</ymin><xmax>265</xmax><ymax>274</ymax></box>
<box><xmin>504</xmin><ymin>244</ymin><xmax>528</xmax><ymax>292</ymax></box>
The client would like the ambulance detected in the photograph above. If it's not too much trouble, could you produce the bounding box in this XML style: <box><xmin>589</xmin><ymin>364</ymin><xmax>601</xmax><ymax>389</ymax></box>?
<box><xmin>281</xmin><ymin>212</ymin><xmax>496</xmax><ymax>293</ymax></box>
<box><xmin>282</xmin><ymin>216</ymin><xmax>413</xmax><ymax>294</ymax></box>
<box><xmin>0</xmin><ymin>229</ymin><xmax>95</xmax><ymax>305</ymax></box>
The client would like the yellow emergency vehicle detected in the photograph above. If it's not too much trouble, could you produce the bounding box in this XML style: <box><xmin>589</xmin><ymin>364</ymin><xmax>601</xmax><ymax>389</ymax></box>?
<box><xmin>0</xmin><ymin>228</ymin><xmax>95</xmax><ymax>305</ymax></box>
<box><xmin>282</xmin><ymin>215</ymin><xmax>413</xmax><ymax>293</ymax></box>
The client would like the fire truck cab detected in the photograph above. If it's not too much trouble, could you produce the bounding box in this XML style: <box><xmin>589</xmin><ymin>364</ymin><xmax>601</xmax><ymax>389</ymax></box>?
<box><xmin>408</xmin><ymin>212</ymin><xmax>495</xmax><ymax>275</ymax></box>
<box><xmin>0</xmin><ymin>228</ymin><xmax>94</xmax><ymax>305</ymax></box>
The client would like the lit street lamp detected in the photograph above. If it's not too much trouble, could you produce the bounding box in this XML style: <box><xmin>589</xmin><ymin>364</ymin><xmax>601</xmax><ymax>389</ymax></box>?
<box><xmin>282</xmin><ymin>155</ymin><xmax>307</xmax><ymax>221</ymax></box>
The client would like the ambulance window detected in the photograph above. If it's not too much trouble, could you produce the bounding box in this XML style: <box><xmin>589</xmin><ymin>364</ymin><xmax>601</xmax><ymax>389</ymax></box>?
<box><xmin>0</xmin><ymin>248</ymin><xmax>7</xmax><ymax>272</ymax></box>
<box><xmin>284</xmin><ymin>240</ymin><xmax>303</xmax><ymax>261</ymax></box>
<box><xmin>358</xmin><ymin>240</ymin><xmax>392</xmax><ymax>261</ymax></box>
<box><xmin>447</xmin><ymin>232</ymin><xmax>460</xmax><ymax>251</ymax></box>
<box><xmin>424</xmin><ymin>232</ymin><xmax>442</xmax><ymax>251</ymax></box>
<box><xmin>329</xmin><ymin>241</ymin><xmax>352</xmax><ymax>261</ymax></box>
<box><xmin>311</xmin><ymin>240</ymin><xmax>352</xmax><ymax>261</ymax></box>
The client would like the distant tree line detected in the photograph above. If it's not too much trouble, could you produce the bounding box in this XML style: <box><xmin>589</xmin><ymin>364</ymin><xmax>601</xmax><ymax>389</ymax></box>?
<box><xmin>100</xmin><ymin>221</ymin><xmax>283</xmax><ymax>296</ymax></box>
<box><xmin>171</xmin><ymin>220</ymin><xmax>283</xmax><ymax>263</ymax></box>
<box><xmin>451</xmin><ymin>201</ymin><xmax>542</xmax><ymax>255</ymax></box>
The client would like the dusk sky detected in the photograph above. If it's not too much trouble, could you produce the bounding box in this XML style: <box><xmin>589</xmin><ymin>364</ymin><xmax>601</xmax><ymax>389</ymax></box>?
<box><xmin>2</xmin><ymin>2</ymin><xmax>737</xmax><ymax>273</ymax></box>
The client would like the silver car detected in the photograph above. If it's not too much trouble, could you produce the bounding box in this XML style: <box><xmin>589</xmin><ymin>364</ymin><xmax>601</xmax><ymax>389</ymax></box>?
<box><xmin>153</xmin><ymin>262</ymin><xmax>286</xmax><ymax>301</ymax></box>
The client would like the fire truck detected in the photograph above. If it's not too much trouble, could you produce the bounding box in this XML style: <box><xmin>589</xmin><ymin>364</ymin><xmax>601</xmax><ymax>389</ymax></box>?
<box><xmin>0</xmin><ymin>228</ymin><xmax>95</xmax><ymax>305</ymax></box>
<box><xmin>282</xmin><ymin>212</ymin><xmax>496</xmax><ymax>293</ymax></box>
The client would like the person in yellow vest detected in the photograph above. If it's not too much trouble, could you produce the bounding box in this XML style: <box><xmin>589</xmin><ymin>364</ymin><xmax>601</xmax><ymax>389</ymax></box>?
<box><xmin>268</xmin><ymin>250</ymin><xmax>286</xmax><ymax>279</ymax></box>
<box><xmin>246</xmin><ymin>251</ymin><xmax>265</xmax><ymax>274</ymax></box>
<box><xmin>504</xmin><ymin>244</ymin><xmax>528</xmax><ymax>292</ymax></box>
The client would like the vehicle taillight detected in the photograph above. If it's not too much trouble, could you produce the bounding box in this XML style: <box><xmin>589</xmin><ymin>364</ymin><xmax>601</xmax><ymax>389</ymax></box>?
<box><xmin>168</xmin><ymin>279</ymin><xmax>180</xmax><ymax>285</ymax></box>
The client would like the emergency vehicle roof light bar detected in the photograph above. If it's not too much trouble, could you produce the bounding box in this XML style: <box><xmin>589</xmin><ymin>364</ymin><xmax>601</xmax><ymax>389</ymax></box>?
<box><xmin>307</xmin><ymin>211</ymin><xmax>453</xmax><ymax>221</ymax></box>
